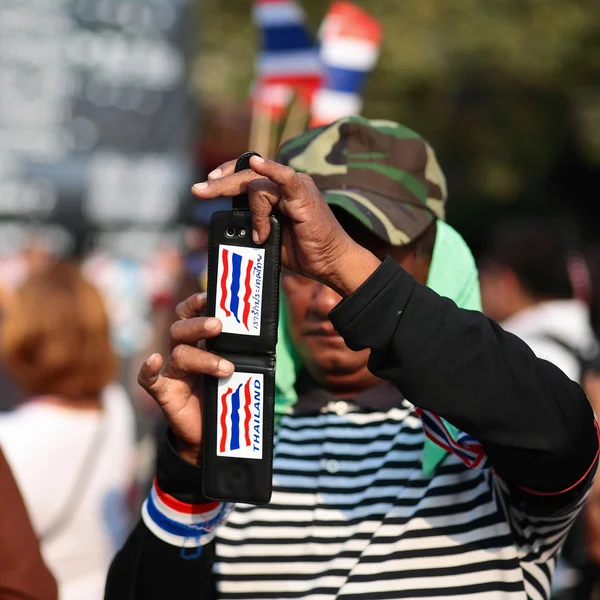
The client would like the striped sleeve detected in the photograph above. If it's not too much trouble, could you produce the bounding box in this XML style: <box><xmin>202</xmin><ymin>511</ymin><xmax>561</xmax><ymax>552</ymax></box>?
<box><xmin>420</xmin><ymin>407</ymin><xmax>596</xmax><ymax>563</ymax></box>
<box><xmin>142</xmin><ymin>477</ymin><xmax>234</xmax><ymax>548</ymax></box>
<box><xmin>492</xmin><ymin>460</ymin><xmax>597</xmax><ymax>563</ymax></box>
<box><xmin>492</xmin><ymin>457</ymin><xmax>598</xmax><ymax>600</ymax></box>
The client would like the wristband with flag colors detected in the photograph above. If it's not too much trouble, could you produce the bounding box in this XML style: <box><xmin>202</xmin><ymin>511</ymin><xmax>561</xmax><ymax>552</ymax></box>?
<box><xmin>142</xmin><ymin>478</ymin><xmax>234</xmax><ymax>548</ymax></box>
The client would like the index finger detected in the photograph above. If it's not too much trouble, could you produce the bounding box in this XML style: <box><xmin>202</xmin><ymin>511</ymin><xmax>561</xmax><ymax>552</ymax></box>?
<box><xmin>191</xmin><ymin>169</ymin><xmax>262</xmax><ymax>200</ymax></box>
<box><xmin>207</xmin><ymin>159</ymin><xmax>236</xmax><ymax>180</ymax></box>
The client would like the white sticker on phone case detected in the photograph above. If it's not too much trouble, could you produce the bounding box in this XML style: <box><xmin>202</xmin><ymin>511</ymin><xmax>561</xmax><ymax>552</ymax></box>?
<box><xmin>217</xmin><ymin>372</ymin><xmax>263</xmax><ymax>459</ymax></box>
<box><xmin>215</xmin><ymin>244</ymin><xmax>265</xmax><ymax>336</ymax></box>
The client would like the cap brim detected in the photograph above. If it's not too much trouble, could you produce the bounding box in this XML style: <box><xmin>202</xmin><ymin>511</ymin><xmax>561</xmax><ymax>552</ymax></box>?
<box><xmin>322</xmin><ymin>189</ymin><xmax>435</xmax><ymax>246</ymax></box>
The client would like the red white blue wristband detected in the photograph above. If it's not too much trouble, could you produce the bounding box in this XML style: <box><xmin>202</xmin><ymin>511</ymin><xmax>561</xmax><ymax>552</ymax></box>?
<box><xmin>142</xmin><ymin>478</ymin><xmax>233</xmax><ymax>548</ymax></box>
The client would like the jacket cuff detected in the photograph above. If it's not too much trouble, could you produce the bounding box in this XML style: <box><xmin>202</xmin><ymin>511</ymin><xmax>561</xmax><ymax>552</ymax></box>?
<box><xmin>329</xmin><ymin>256</ymin><xmax>415</xmax><ymax>351</ymax></box>
<box><xmin>156</xmin><ymin>430</ymin><xmax>211</xmax><ymax>504</ymax></box>
<box><xmin>516</xmin><ymin>421</ymin><xmax>600</xmax><ymax>498</ymax></box>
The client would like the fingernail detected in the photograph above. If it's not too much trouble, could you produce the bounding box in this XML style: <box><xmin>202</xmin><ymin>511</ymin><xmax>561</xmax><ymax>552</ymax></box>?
<box><xmin>251</xmin><ymin>155</ymin><xmax>265</xmax><ymax>164</ymax></box>
<box><xmin>252</xmin><ymin>229</ymin><xmax>260</xmax><ymax>244</ymax></box>
<box><xmin>205</xmin><ymin>317</ymin><xmax>220</xmax><ymax>331</ymax></box>
<box><xmin>146</xmin><ymin>353</ymin><xmax>159</xmax><ymax>365</ymax></box>
<box><xmin>193</xmin><ymin>182</ymin><xmax>208</xmax><ymax>191</ymax></box>
<box><xmin>207</xmin><ymin>168</ymin><xmax>221</xmax><ymax>179</ymax></box>
<box><xmin>196</xmin><ymin>292</ymin><xmax>207</xmax><ymax>302</ymax></box>
<box><xmin>218</xmin><ymin>359</ymin><xmax>235</xmax><ymax>376</ymax></box>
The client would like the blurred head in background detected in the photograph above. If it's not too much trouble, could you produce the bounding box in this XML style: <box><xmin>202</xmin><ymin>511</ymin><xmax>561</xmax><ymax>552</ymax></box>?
<box><xmin>479</xmin><ymin>217</ymin><xmax>599</xmax><ymax>388</ymax></box>
<box><xmin>1</xmin><ymin>262</ymin><xmax>116</xmax><ymax>402</ymax></box>
<box><xmin>479</xmin><ymin>218</ymin><xmax>575</xmax><ymax>323</ymax></box>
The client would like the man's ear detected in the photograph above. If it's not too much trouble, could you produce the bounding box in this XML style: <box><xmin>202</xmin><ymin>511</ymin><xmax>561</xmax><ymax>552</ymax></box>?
<box><xmin>414</xmin><ymin>253</ymin><xmax>431</xmax><ymax>286</ymax></box>
<box><xmin>393</xmin><ymin>250</ymin><xmax>421</xmax><ymax>282</ymax></box>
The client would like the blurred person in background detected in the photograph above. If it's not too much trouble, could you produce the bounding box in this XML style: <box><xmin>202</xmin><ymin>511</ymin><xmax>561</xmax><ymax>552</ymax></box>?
<box><xmin>0</xmin><ymin>263</ymin><xmax>136</xmax><ymax>600</ymax></box>
<box><xmin>0</xmin><ymin>446</ymin><xmax>57</xmax><ymax>599</ymax></box>
<box><xmin>479</xmin><ymin>217</ymin><xmax>600</xmax><ymax>405</ymax></box>
<box><xmin>479</xmin><ymin>217</ymin><xmax>600</xmax><ymax>599</ymax></box>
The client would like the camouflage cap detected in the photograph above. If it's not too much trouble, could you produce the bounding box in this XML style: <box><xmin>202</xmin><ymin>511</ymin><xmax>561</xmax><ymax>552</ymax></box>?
<box><xmin>277</xmin><ymin>115</ymin><xmax>447</xmax><ymax>246</ymax></box>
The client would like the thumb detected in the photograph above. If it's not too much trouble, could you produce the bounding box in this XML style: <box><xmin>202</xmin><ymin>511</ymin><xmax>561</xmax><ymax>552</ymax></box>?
<box><xmin>246</xmin><ymin>178</ymin><xmax>279</xmax><ymax>244</ymax></box>
<box><xmin>137</xmin><ymin>353</ymin><xmax>170</xmax><ymax>404</ymax></box>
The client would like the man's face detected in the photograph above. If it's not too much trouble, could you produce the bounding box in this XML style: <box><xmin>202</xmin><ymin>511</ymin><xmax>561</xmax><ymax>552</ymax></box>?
<box><xmin>283</xmin><ymin>210</ymin><xmax>429</xmax><ymax>395</ymax></box>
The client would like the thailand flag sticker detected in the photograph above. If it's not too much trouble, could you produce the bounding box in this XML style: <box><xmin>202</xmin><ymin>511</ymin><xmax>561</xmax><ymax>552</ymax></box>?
<box><xmin>215</xmin><ymin>244</ymin><xmax>265</xmax><ymax>336</ymax></box>
<box><xmin>217</xmin><ymin>372</ymin><xmax>264</xmax><ymax>459</ymax></box>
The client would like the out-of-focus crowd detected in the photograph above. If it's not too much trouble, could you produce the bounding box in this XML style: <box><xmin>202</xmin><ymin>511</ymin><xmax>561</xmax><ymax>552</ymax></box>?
<box><xmin>0</xmin><ymin>227</ymin><xmax>209</xmax><ymax>600</ymax></box>
<box><xmin>0</xmin><ymin>215</ymin><xmax>600</xmax><ymax>599</ymax></box>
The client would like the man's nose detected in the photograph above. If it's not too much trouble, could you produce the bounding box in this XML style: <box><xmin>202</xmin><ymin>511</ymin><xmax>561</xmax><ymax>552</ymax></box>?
<box><xmin>310</xmin><ymin>282</ymin><xmax>343</xmax><ymax>316</ymax></box>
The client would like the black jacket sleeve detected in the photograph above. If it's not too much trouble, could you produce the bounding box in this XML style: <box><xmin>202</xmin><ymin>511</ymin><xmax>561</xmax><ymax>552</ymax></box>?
<box><xmin>104</xmin><ymin>433</ymin><xmax>218</xmax><ymax>600</ymax></box>
<box><xmin>329</xmin><ymin>257</ymin><xmax>599</xmax><ymax>500</ymax></box>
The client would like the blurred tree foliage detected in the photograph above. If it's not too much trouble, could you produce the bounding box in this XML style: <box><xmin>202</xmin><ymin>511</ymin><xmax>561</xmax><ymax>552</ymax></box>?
<box><xmin>191</xmin><ymin>0</ymin><xmax>600</xmax><ymax>252</ymax></box>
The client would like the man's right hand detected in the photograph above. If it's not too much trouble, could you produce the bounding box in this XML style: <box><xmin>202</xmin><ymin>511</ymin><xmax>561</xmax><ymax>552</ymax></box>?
<box><xmin>137</xmin><ymin>292</ymin><xmax>234</xmax><ymax>464</ymax></box>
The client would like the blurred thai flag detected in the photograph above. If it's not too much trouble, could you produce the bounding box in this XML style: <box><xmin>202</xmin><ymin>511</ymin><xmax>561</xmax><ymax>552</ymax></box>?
<box><xmin>252</xmin><ymin>0</ymin><xmax>323</xmax><ymax>118</ymax></box>
<box><xmin>250</xmin><ymin>81</ymin><xmax>294</xmax><ymax>121</ymax></box>
<box><xmin>310</xmin><ymin>2</ymin><xmax>383</xmax><ymax>127</ymax></box>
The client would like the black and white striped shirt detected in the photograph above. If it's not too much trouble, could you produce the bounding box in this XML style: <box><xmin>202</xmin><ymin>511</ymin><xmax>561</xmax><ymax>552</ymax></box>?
<box><xmin>212</xmin><ymin>397</ymin><xmax>583</xmax><ymax>600</ymax></box>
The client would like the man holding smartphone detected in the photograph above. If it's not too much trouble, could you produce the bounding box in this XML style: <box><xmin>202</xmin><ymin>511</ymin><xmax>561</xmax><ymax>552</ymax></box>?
<box><xmin>106</xmin><ymin>117</ymin><xmax>598</xmax><ymax>600</ymax></box>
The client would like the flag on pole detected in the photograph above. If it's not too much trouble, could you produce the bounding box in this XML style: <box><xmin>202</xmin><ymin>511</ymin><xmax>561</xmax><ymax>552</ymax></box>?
<box><xmin>250</xmin><ymin>82</ymin><xmax>294</xmax><ymax>122</ymax></box>
<box><xmin>252</xmin><ymin>0</ymin><xmax>323</xmax><ymax>118</ymax></box>
<box><xmin>310</xmin><ymin>2</ymin><xmax>383</xmax><ymax>127</ymax></box>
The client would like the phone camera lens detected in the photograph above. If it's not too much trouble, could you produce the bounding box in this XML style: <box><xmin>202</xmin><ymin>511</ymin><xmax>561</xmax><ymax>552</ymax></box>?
<box><xmin>225</xmin><ymin>227</ymin><xmax>236</xmax><ymax>238</ymax></box>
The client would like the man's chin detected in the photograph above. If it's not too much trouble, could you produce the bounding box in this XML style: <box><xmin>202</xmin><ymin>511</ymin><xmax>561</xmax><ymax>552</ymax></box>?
<box><xmin>304</xmin><ymin>344</ymin><xmax>370</xmax><ymax>376</ymax></box>
<box><xmin>316</xmin><ymin>363</ymin><xmax>378</xmax><ymax>395</ymax></box>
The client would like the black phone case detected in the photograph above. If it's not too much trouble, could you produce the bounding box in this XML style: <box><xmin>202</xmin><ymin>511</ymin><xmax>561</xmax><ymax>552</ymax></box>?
<box><xmin>202</xmin><ymin>152</ymin><xmax>281</xmax><ymax>505</ymax></box>
<box><xmin>203</xmin><ymin>355</ymin><xmax>276</xmax><ymax>505</ymax></box>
